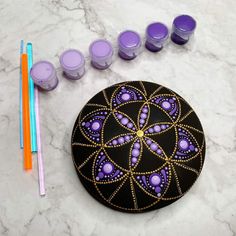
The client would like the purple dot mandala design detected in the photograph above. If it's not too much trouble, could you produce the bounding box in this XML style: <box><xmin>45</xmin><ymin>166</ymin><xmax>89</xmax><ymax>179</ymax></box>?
<box><xmin>81</xmin><ymin>110</ymin><xmax>109</xmax><ymax>143</ymax></box>
<box><xmin>136</xmin><ymin>166</ymin><xmax>169</xmax><ymax>197</ymax></box>
<box><xmin>112</xmin><ymin>86</ymin><xmax>144</xmax><ymax>107</ymax></box>
<box><xmin>72</xmin><ymin>81</ymin><xmax>206</xmax><ymax>213</ymax></box>
<box><xmin>151</xmin><ymin>95</ymin><xmax>180</xmax><ymax>120</ymax></box>
<box><xmin>95</xmin><ymin>151</ymin><xmax>124</xmax><ymax>182</ymax></box>
<box><xmin>173</xmin><ymin>127</ymin><xmax>199</xmax><ymax>160</ymax></box>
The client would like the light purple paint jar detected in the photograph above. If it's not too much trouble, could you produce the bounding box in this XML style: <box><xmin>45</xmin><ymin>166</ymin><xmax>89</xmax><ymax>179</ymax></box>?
<box><xmin>59</xmin><ymin>49</ymin><xmax>85</xmax><ymax>80</ymax></box>
<box><xmin>89</xmin><ymin>39</ymin><xmax>113</xmax><ymax>70</ymax></box>
<box><xmin>30</xmin><ymin>61</ymin><xmax>58</xmax><ymax>91</ymax></box>
<box><xmin>171</xmin><ymin>15</ymin><xmax>197</xmax><ymax>45</ymax></box>
<box><xmin>145</xmin><ymin>22</ymin><xmax>169</xmax><ymax>52</ymax></box>
<box><xmin>118</xmin><ymin>30</ymin><xmax>141</xmax><ymax>60</ymax></box>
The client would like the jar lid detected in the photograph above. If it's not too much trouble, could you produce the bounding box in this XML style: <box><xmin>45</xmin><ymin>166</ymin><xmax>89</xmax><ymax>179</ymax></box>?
<box><xmin>60</xmin><ymin>49</ymin><xmax>85</xmax><ymax>71</ymax></box>
<box><xmin>89</xmin><ymin>39</ymin><xmax>113</xmax><ymax>61</ymax></box>
<box><xmin>118</xmin><ymin>30</ymin><xmax>141</xmax><ymax>51</ymax></box>
<box><xmin>173</xmin><ymin>15</ymin><xmax>196</xmax><ymax>35</ymax></box>
<box><xmin>146</xmin><ymin>22</ymin><xmax>169</xmax><ymax>42</ymax></box>
<box><xmin>71</xmin><ymin>81</ymin><xmax>206</xmax><ymax>213</ymax></box>
<box><xmin>30</xmin><ymin>61</ymin><xmax>55</xmax><ymax>83</ymax></box>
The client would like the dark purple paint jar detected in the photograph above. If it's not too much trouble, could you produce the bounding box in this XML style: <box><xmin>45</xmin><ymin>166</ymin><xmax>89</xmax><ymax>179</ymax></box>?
<box><xmin>89</xmin><ymin>39</ymin><xmax>113</xmax><ymax>70</ymax></box>
<box><xmin>145</xmin><ymin>22</ymin><xmax>169</xmax><ymax>52</ymax></box>
<box><xmin>59</xmin><ymin>49</ymin><xmax>85</xmax><ymax>80</ymax></box>
<box><xmin>171</xmin><ymin>15</ymin><xmax>197</xmax><ymax>45</ymax></box>
<box><xmin>30</xmin><ymin>61</ymin><xmax>58</xmax><ymax>91</ymax></box>
<box><xmin>118</xmin><ymin>30</ymin><xmax>141</xmax><ymax>60</ymax></box>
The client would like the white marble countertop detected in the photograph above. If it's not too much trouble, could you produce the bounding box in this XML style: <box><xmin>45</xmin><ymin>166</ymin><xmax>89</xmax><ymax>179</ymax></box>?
<box><xmin>0</xmin><ymin>0</ymin><xmax>236</xmax><ymax>235</ymax></box>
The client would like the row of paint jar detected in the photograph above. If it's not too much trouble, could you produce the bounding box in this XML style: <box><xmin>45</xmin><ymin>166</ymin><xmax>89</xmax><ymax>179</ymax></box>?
<box><xmin>30</xmin><ymin>15</ymin><xmax>196</xmax><ymax>91</ymax></box>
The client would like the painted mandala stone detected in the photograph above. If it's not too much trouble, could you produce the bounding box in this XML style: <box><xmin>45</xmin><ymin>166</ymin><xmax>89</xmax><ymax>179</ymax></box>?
<box><xmin>71</xmin><ymin>81</ymin><xmax>206</xmax><ymax>213</ymax></box>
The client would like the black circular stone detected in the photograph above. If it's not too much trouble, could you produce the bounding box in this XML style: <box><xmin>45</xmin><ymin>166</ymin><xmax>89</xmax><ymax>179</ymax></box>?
<box><xmin>71</xmin><ymin>81</ymin><xmax>206</xmax><ymax>213</ymax></box>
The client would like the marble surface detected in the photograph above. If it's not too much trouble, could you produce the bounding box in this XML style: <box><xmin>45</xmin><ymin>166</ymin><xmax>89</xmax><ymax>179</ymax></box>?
<box><xmin>0</xmin><ymin>0</ymin><xmax>236</xmax><ymax>235</ymax></box>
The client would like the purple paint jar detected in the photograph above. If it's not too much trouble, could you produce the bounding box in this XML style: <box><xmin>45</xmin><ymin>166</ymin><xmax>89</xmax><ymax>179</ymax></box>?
<box><xmin>118</xmin><ymin>30</ymin><xmax>141</xmax><ymax>60</ymax></box>
<box><xmin>145</xmin><ymin>22</ymin><xmax>169</xmax><ymax>52</ymax></box>
<box><xmin>30</xmin><ymin>61</ymin><xmax>58</xmax><ymax>91</ymax></box>
<box><xmin>171</xmin><ymin>15</ymin><xmax>197</xmax><ymax>45</ymax></box>
<box><xmin>89</xmin><ymin>39</ymin><xmax>113</xmax><ymax>70</ymax></box>
<box><xmin>59</xmin><ymin>49</ymin><xmax>85</xmax><ymax>80</ymax></box>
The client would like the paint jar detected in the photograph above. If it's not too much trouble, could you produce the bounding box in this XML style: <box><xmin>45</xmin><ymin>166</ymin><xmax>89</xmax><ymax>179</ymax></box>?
<box><xmin>89</xmin><ymin>39</ymin><xmax>113</xmax><ymax>69</ymax></box>
<box><xmin>60</xmin><ymin>49</ymin><xmax>85</xmax><ymax>80</ymax></box>
<box><xmin>30</xmin><ymin>61</ymin><xmax>58</xmax><ymax>91</ymax></box>
<box><xmin>145</xmin><ymin>22</ymin><xmax>169</xmax><ymax>52</ymax></box>
<box><xmin>118</xmin><ymin>30</ymin><xmax>141</xmax><ymax>60</ymax></box>
<box><xmin>171</xmin><ymin>15</ymin><xmax>197</xmax><ymax>45</ymax></box>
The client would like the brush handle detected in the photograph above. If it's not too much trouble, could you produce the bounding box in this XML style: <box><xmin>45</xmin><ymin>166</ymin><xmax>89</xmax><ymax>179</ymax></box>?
<box><xmin>19</xmin><ymin>40</ymin><xmax>24</xmax><ymax>149</ymax></box>
<box><xmin>35</xmin><ymin>85</ymin><xmax>46</xmax><ymax>195</ymax></box>
<box><xmin>27</xmin><ymin>43</ymin><xmax>37</xmax><ymax>152</ymax></box>
<box><xmin>22</xmin><ymin>54</ymin><xmax>32</xmax><ymax>170</ymax></box>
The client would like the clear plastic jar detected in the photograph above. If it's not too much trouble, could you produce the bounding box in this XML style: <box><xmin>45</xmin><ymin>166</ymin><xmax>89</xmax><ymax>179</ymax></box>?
<box><xmin>60</xmin><ymin>49</ymin><xmax>85</xmax><ymax>80</ymax></box>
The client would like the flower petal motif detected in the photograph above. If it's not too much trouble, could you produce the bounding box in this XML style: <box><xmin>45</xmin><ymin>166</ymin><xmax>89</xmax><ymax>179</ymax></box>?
<box><xmin>137</xmin><ymin>103</ymin><xmax>150</xmax><ymax>129</ymax></box>
<box><xmin>94</xmin><ymin>151</ymin><xmax>126</xmax><ymax>182</ymax></box>
<box><xmin>113</xmin><ymin>111</ymin><xmax>137</xmax><ymax>132</ymax></box>
<box><xmin>144</xmin><ymin>122</ymin><xmax>172</xmax><ymax>135</ymax></box>
<box><xmin>134</xmin><ymin>166</ymin><xmax>170</xmax><ymax>197</ymax></box>
<box><xmin>172</xmin><ymin>127</ymin><xmax>199</xmax><ymax>160</ymax></box>
<box><xmin>81</xmin><ymin>110</ymin><xmax>109</xmax><ymax>143</ymax></box>
<box><xmin>106</xmin><ymin>133</ymin><xmax>135</xmax><ymax>147</ymax></box>
<box><xmin>130</xmin><ymin>138</ymin><xmax>142</xmax><ymax>168</ymax></box>
<box><xmin>150</xmin><ymin>95</ymin><xmax>179</xmax><ymax>120</ymax></box>
<box><xmin>112</xmin><ymin>85</ymin><xmax>144</xmax><ymax>108</ymax></box>
<box><xmin>143</xmin><ymin>137</ymin><xmax>165</xmax><ymax>158</ymax></box>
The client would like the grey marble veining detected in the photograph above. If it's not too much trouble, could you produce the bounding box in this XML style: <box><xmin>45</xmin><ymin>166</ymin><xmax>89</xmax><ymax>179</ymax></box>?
<box><xmin>0</xmin><ymin>0</ymin><xmax>236</xmax><ymax>235</ymax></box>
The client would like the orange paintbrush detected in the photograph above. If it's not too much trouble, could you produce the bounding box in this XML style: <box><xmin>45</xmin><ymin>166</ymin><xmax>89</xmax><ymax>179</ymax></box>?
<box><xmin>21</xmin><ymin>53</ymin><xmax>32</xmax><ymax>170</ymax></box>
